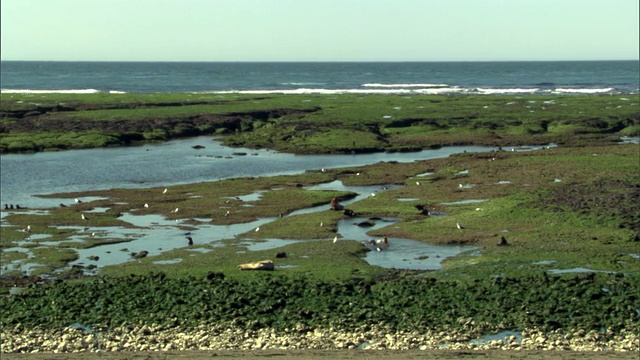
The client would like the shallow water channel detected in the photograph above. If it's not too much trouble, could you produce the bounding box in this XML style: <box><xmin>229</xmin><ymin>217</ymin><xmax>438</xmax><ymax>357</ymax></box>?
<box><xmin>2</xmin><ymin>179</ymin><xmax>479</xmax><ymax>275</ymax></box>
<box><xmin>0</xmin><ymin>136</ymin><xmax>543</xmax><ymax>208</ymax></box>
<box><xmin>1</xmin><ymin>137</ymin><xmax>554</xmax><ymax>276</ymax></box>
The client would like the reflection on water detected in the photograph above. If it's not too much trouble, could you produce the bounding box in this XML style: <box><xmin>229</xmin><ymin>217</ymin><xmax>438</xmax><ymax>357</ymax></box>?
<box><xmin>239</xmin><ymin>238</ymin><xmax>304</xmax><ymax>251</ymax></box>
<box><xmin>3</xmin><ymin>180</ymin><xmax>479</xmax><ymax>275</ymax></box>
<box><xmin>153</xmin><ymin>259</ymin><xmax>183</xmax><ymax>265</ymax></box>
<box><xmin>1</xmin><ymin>139</ymin><xmax>554</xmax><ymax>276</ymax></box>
<box><xmin>440</xmin><ymin>199</ymin><xmax>487</xmax><ymax>205</ymax></box>
<box><xmin>548</xmin><ymin>267</ymin><xmax>610</xmax><ymax>274</ymax></box>
<box><xmin>364</xmin><ymin>239</ymin><xmax>478</xmax><ymax>270</ymax></box>
<box><xmin>69</xmin><ymin>217</ymin><xmax>275</xmax><ymax>271</ymax></box>
<box><xmin>533</xmin><ymin>260</ymin><xmax>557</xmax><ymax>265</ymax></box>
<box><xmin>337</xmin><ymin>217</ymin><xmax>479</xmax><ymax>270</ymax></box>
<box><xmin>1</xmin><ymin>136</ymin><xmax>507</xmax><ymax>208</ymax></box>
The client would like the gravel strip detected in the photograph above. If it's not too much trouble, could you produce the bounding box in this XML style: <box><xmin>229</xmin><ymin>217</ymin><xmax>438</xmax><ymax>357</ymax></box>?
<box><xmin>2</xmin><ymin>324</ymin><xmax>638</xmax><ymax>354</ymax></box>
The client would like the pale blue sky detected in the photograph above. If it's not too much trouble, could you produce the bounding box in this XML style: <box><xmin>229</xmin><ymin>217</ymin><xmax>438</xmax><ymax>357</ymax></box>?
<box><xmin>1</xmin><ymin>0</ymin><xmax>638</xmax><ymax>61</ymax></box>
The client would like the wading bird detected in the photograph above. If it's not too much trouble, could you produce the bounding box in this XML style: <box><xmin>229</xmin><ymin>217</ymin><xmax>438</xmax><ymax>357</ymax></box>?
<box><xmin>363</xmin><ymin>236</ymin><xmax>389</xmax><ymax>251</ymax></box>
<box><xmin>375</xmin><ymin>236</ymin><xmax>389</xmax><ymax>251</ymax></box>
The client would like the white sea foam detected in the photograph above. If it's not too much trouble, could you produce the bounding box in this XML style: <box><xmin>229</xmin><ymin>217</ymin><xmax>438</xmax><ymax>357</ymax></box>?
<box><xmin>1</xmin><ymin>88</ymin><xmax>101</xmax><ymax>94</ymax></box>
<box><xmin>211</xmin><ymin>87</ymin><xmax>466</xmax><ymax>95</ymax></box>
<box><xmin>477</xmin><ymin>88</ymin><xmax>539</xmax><ymax>94</ymax></box>
<box><xmin>552</xmin><ymin>88</ymin><xmax>614</xmax><ymax>94</ymax></box>
<box><xmin>0</xmin><ymin>86</ymin><xmax>620</xmax><ymax>96</ymax></box>
<box><xmin>363</xmin><ymin>83</ymin><xmax>450</xmax><ymax>88</ymax></box>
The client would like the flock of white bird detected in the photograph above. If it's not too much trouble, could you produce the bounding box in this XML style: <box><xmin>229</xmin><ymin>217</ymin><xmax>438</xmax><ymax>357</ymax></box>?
<box><xmin>47</xmin><ymin>176</ymin><xmax>500</xmax><ymax>262</ymax></box>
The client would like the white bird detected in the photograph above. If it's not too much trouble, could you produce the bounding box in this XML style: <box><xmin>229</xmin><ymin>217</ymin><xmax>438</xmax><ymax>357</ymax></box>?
<box><xmin>81</xmin><ymin>214</ymin><xmax>89</xmax><ymax>220</ymax></box>
<box><xmin>90</xmin><ymin>232</ymin><xmax>96</xmax><ymax>237</ymax></box>
<box><xmin>163</xmin><ymin>188</ymin><xmax>168</xmax><ymax>194</ymax></box>
<box><xmin>255</xmin><ymin>227</ymin><xmax>260</xmax><ymax>232</ymax></box>
<box><xmin>371</xmin><ymin>193</ymin><xmax>376</xmax><ymax>197</ymax></box>
<box><xmin>172</xmin><ymin>208</ymin><xmax>179</xmax><ymax>213</ymax></box>
<box><xmin>144</xmin><ymin>203</ymin><xmax>149</xmax><ymax>208</ymax></box>
<box><xmin>356</xmin><ymin>172</ymin><xmax>360</xmax><ymax>176</ymax></box>
<box><xmin>368</xmin><ymin>236</ymin><xmax>389</xmax><ymax>251</ymax></box>
<box><xmin>416</xmin><ymin>181</ymin><xmax>420</xmax><ymax>185</ymax></box>
<box><xmin>22</xmin><ymin>225</ymin><xmax>31</xmax><ymax>232</ymax></box>
<box><xmin>74</xmin><ymin>198</ymin><xmax>82</xmax><ymax>203</ymax></box>
<box><xmin>476</xmin><ymin>208</ymin><xmax>483</xmax><ymax>211</ymax></box>
<box><xmin>320</xmin><ymin>222</ymin><xmax>324</xmax><ymax>227</ymax></box>
<box><xmin>456</xmin><ymin>222</ymin><xmax>464</xmax><ymax>230</ymax></box>
<box><xmin>321</xmin><ymin>168</ymin><xmax>326</xmax><ymax>173</ymax></box>
<box><xmin>333</xmin><ymin>236</ymin><xmax>338</xmax><ymax>243</ymax></box>
<box><xmin>459</xmin><ymin>184</ymin><xmax>463</xmax><ymax>188</ymax></box>
<box><xmin>225</xmin><ymin>210</ymin><xmax>230</xmax><ymax>217</ymax></box>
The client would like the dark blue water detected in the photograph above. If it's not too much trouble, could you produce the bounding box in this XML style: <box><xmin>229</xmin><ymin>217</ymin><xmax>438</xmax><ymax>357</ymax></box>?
<box><xmin>1</xmin><ymin>61</ymin><xmax>638</xmax><ymax>94</ymax></box>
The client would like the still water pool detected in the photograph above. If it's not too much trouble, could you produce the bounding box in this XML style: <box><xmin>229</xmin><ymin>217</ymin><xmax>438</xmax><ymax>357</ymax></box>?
<box><xmin>1</xmin><ymin>138</ymin><xmax>551</xmax><ymax>275</ymax></box>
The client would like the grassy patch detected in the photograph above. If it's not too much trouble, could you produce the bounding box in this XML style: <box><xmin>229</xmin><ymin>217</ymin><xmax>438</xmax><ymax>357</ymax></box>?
<box><xmin>2</xmin><ymin>93</ymin><xmax>638</xmax><ymax>153</ymax></box>
<box><xmin>1</xmin><ymin>105</ymin><xmax>639</xmax><ymax>337</ymax></box>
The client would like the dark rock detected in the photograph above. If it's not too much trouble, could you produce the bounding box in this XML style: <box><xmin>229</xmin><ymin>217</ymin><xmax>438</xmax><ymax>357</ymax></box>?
<box><xmin>131</xmin><ymin>251</ymin><xmax>149</xmax><ymax>259</ymax></box>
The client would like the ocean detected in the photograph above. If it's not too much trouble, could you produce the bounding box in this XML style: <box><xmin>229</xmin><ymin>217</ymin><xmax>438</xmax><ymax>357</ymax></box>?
<box><xmin>1</xmin><ymin>60</ymin><xmax>638</xmax><ymax>95</ymax></box>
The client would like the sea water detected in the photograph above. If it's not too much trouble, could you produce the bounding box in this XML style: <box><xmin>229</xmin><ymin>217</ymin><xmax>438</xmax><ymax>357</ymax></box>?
<box><xmin>1</xmin><ymin>60</ymin><xmax>638</xmax><ymax>94</ymax></box>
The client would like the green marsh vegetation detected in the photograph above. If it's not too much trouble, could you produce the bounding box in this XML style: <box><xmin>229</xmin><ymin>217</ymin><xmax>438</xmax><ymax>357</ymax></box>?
<box><xmin>1</xmin><ymin>93</ymin><xmax>638</xmax><ymax>153</ymax></box>
<box><xmin>1</xmin><ymin>94</ymin><xmax>639</xmax><ymax>339</ymax></box>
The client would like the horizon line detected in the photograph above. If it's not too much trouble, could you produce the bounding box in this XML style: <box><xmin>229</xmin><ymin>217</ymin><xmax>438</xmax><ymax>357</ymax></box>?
<box><xmin>1</xmin><ymin>59</ymin><xmax>639</xmax><ymax>63</ymax></box>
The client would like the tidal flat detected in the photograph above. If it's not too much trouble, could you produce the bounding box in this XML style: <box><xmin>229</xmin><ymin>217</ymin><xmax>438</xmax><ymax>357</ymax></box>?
<box><xmin>1</xmin><ymin>93</ymin><xmax>638</xmax><ymax>153</ymax></box>
<box><xmin>0</xmin><ymin>93</ymin><xmax>639</xmax><ymax>356</ymax></box>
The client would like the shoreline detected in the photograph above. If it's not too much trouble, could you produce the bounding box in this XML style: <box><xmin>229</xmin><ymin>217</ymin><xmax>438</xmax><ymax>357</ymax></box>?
<box><xmin>1</xmin><ymin>93</ymin><xmax>638</xmax><ymax>358</ymax></box>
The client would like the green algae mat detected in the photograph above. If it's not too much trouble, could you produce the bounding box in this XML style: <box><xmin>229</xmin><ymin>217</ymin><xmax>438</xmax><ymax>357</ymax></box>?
<box><xmin>1</xmin><ymin>93</ymin><xmax>638</xmax><ymax>339</ymax></box>
<box><xmin>1</xmin><ymin>93</ymin><xmax>638</xmax><ymax>153</ymax></box>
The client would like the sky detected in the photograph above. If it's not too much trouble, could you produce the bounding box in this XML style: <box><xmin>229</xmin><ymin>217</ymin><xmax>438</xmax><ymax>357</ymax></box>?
<box><xmin>1</xmin><ymin>0</ymin><xmax>638</xmax><ymax>62</ymax></box>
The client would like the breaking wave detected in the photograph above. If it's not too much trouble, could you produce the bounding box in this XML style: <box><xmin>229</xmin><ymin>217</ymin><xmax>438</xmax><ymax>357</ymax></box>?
<box><xmin>1</xmin><ymin>88</ymin><xmax>103</xmax><ymax>94</ymax></box>
<box><xmin>363</xmin><ymin>83</ymin><xmax>450</xmax><ymax>88</ymax></box>
<box><xmin>1</xmin><ymin>87</ymin><xmax>628</xmax><ymax>96</ymax></box>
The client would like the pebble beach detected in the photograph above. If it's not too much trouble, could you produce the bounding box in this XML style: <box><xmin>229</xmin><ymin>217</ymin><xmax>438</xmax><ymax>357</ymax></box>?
<box><xmin>3</xmin><ymin>324</ymin><xmax>638</xmax><ymax>354</ymax></box>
